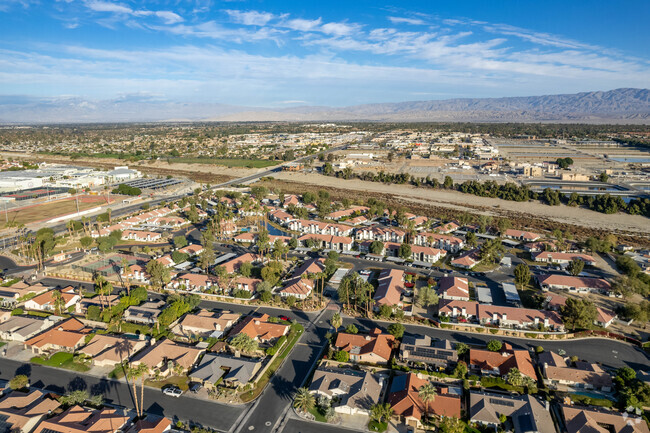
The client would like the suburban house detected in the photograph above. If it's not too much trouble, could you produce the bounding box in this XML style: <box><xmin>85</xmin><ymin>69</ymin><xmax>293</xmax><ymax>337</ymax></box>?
<box><xmin>231</xmin><ymin>277</ymin><xmax>262</xmax><ymax>295</ymax></box>
<box><xmin>399</xmin><ymin>335</ymin><xmax>458</xmax><ymax>368</ymax></box>
<box><xmin>0</xmin><ymin>281</ymin><xmax>49</xmax><ymax>308</ymax></box>
<box><xmin>326</xmin><ymin>206</ymin><xmax>369</xmax><ymax>220</ymax></box>
<box><xmin>532</xmin><ymin>252</ymin><xmax>596</xmax><ymax>266</ymax></box>
<box><xmin>24</xmin><ymin>288</ymin><xmax>80</xmax><ymax>312</ymax></box>
<box><xmin>373</xmin><ymin>269</ymin><xmax>405</xmax><ymax>309</ymax></box>
<box><xmin>24</xmin><ymin>317</ymin><xmax>90</xmax><ymax>354</ymax></box>
<box><xmin>469</xmin><ymin>392</ymin><xmax>555</xmax><ymax>433</ymax></box>
<box><xmin>437</xmin><ymin>276</ymin><xmax>470</xmax><ymax>301</ymax></box>
<box><xmin>413</xmin><ymin>232</ymin><xmax>464</xmax><ymax>253</ymax></box>
<box><xmin>0</xmin><ymin>315</ymin><xmax>62</xmax><ymax>342</ymax></box>
<box><xmin>434</xmin><ymin>222</ymin><xmax>460</xmax><ymax>234</ymax></box>
<box><xmin>333</xmin><ymin>328</ymin><xmax>396</xmax><ymax>364</ymax></box>
<box><xmin>178</xmin><ymin>244</ymin><xmax>203</xmax><ymax>256</ymax></box>
<box><xmin>221</xmin><ymin>253</ymin><xmax>261</xmax><ymax>274</ymax></box>
<box><xmin>561</xmin><ymin>404</ymin><xmax>650</xmax><ymax>433</ymax></box>
<box><xmin>124</xmin><ymin>301</ymin><xmax>165</xmax><ymax>325</ymax></box>
<box><xmin>297</xmin><ymin>234</ymin><xmax>354</xmax><ymax>251</ymax></box>
<box><xmin>355</xmin><ymin>225</ymin><xmax>406</xmax><ymax>243</ymax></box>
<box><xmin>278</xmin><ymin>258</ymin><xmax>326</xmax><ymax>300</ymax></box>
<box><xmin>503</xmin><ymin>229</ymin><xmax>542</xmax><ymax>242</ymax></box>
<box><xmin>121</xmin><ymin>230</ymin><xmax>162</xmax><ymax>242</ymax></box>
<box><xmin>469</xmin><ymin>345</ymin><xmax>536</xmax><ymax>379</ymax></box>
<box><xmin>0</xmin><ymin>389</ymin><xmax>60</xmax><ymax>433</ymax></box>
<box><xmin>383</xmin><ymin>242</ymin><xmax>445</xmax><ymax>263</ymax></box>
<box><xmin>542</xmin><ymin>292</ymin><xmax>568</xmax><ymax>311</ymax></box>
<box><xmin>268</xmin><ymin>209</ymin><xmax>295</xmax><ymax>225</ymax></box>
<box><xmin>131</xmin><ymin>338</ymin><xmax>205</xmax><ymax>376</ymax></box>
<box><xmin>122</xmin><ymin>264</ymin><xmax>150</xmax><ymax>284</ymax></box>
<box><xmin>450</xmin><ymin>250</ymin><xmax>480</xmax><ymax>269</ymax></box>
<box><xmin>388</xmin><ymin>373</ymin><xmax>461</xmax><ymax>428</ymax></box>
<box><xmin>537</xmin><ymin>274</ymin><xmax>611</xmax><ymax>294</ymax></box>
<box><xmin>33</xmin><ymin>405</ymin><xmax>131</xmax><ymax>433</ymax></box>
<box><xmin>228</xmin><ymin>314</ymin><xmax>289</xmax><ymax>344</ymax></box>
<box><xmin>438</xmin><ymin>299</ymin><xmax>565</xmax><ymax>331</ymax></box>
<box><xmin>309</xmin><ymin>367</ymin><xmax>385</xmax><ymax>416</ymax></box>
<box><xmin>190</xmin><ymin>353</ymin><xmax>262</xmax><ymax>389</ymax></box>
<box><xmin>175</xmin><ymin>273</ymin><xmax>218</xmax><ymax>292</ymax></box>
<box><xmin>173</xmin><ymin>310</ymin><xmax>240</xmax><ymax>339</ymax></box>
<box><xmin>124</xmin><ymin>416</ymin><xmax>172</xmax><ymax>433</ymax></box>
<box><xmin>77</xmin><ymin>294</ymin><xmax>120</xmax><ymax>315</ymax></box>
<box><xmin>538</xmin><ymin>351</ymin><xmax>613</xmax><ymax>392</ymax></box>
<box><xmin>155</xmin><ymin>255</ymin><xmax>175</xmax><ymax>268</ymax></box>
<box><xmin>595</xmin><ymin>307</ymin><xmax>617</xmax><ymax>328</ymax></box>
<box><xmin>79</xmin><ymin>334</ymin><xmax>148</xmax><ymax>367</ymax></box>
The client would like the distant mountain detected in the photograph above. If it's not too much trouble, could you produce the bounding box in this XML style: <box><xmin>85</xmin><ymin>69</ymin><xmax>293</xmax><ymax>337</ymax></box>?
<box><xmin>1</xmin><ymin>88</ymin><xmax>648</xmax><ymax>124</ymax></box>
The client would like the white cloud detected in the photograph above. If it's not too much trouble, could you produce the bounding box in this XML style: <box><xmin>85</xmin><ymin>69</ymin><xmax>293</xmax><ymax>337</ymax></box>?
<box><xmin>321</xmin><ymin>22</ymin><xmax>359</xmax><ymax>36</ymax></box>
<box><xmin>282</xmin><ymin>17</ymin><xmax>322</xmax><ymax>32</ymax></box>
<box><xmin>225</xmin><ymin>9</ymin><xmax>274</xmax><ymax>26</ymax></box>
<box><xmin>388</xmin><ymin>16</ymin><xmax>426</xmax><ymax>25</ymax></box>
<box><xmin>85</xmin><ymin>1</ymin><xmax>132</xmax><ymax>14</ymax></box>
<box><xmin>84</xmin><ymin>1</ymin><xmax>184</xmax><ymax>24</ymax></box>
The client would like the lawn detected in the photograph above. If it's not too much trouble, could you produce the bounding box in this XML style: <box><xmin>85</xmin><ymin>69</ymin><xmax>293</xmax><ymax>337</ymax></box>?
<box><xmin>31</xmin><ymin>352</ymin><xmax>90</xmax><ymax>372</ymax></box>
<box><xmin>368</xmin><ymin>420</ymin><xmax>387</xmax><ymax>432</ymax></box>
<box><xmin>308</xmin><ymin>407</ymin><xmax>328</xmax><ymax>423</ymax></box>
<box><xmin>5</xmin><ymin>197</ymin><xmax>106</xmax><ymax>225</ymax></box>
<box><xmin>171</xmin><ymin>157</ymin><xmax>279</xmax><ymax>168</ymax></box>
<box><xmin>145</xmin><ymin>375</ymin><xmax>189</xmax><ymax>391</ymax></box>
<box><xmin>569</xmin><ymin>393</ymin><xmax>614</xmax><ymax>408</ymax></box>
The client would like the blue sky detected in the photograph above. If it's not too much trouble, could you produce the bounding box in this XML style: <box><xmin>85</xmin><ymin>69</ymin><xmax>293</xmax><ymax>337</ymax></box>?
<box><xmin>0</xmin><ymin>0</ymin><xmax>649</xmax><ymax>107</ymax></box>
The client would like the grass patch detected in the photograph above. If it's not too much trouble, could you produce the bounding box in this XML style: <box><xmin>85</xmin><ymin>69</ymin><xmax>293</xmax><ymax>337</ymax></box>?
<box><xmin>368</xmin><ymin>420</ymin><xmax>388</xmax><ymax>432</ymax></box>
<box><xmin>31</xmin><ymin>352</ymin><xmax>90</xmax><ymax>372</ymax></box>
<box><xmin>240</xmin><ymin>322</ymin><xmax>304</xmax><ymax>402</ymax></box>
<box><xmin>170</xmin><ymin>157</ymin><xmax>279</xmax><ymax>168</ymax></box>
<box><xmin>26</xmin><ymin>310</ymin><xmax>52</xmax><ymax>318</ymax></box>
<box><xmin>145</xmin><ymin>375</ymin><xmax>189</xmax><ymax>391</ymax></box>
<box><xmin>108</xmin><ymin>362</ymin><xmax>127</xmax><ymax>379</ymax></box>
<box><xmin>308</xmin><ymin>407</ymin><xmax>328</xmax><ymax>423</ymax></box>
<box><xmin>1</xmin><ymin>278</ymin><xmax>20</xmax><ymax>287</ymax></box>
<box><xmin>569</xmin><ymin>393</ymin><xmax>614</xmax><ymax>408</ymax></box>
<box><xmin>480</xmin><ymin>376</ymin><xmax>524</xmax><ymax>393</ymax></box>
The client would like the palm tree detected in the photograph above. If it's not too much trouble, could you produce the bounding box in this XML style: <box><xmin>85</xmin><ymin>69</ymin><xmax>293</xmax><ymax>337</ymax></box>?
<box><xmin>506</xmin><ymin>368</ymin><xmax>524</xmax><ymax>387</ymax></box>
<box><xmin>52</xmin><ymin>290</ymin><xmax>65</xmax><ymax>315</ymax></box>
<box><xmin>331</xmin><ymin>313</ymin><xmax>342</xmax><ymax>330</ymax></box>
<box><xmin>127</xmin><ymin>364</ymin><xmax>148</xmax><ymax>418</ymax></box>
<box><xmin>418</xmin><ymin>382</ymin><xmax>437</xmax><ymax>422</ymax></box>
<box><xmin>121</xmin><ymin>257</ymin><xmax>131</xmax><ymax>295</ymax></box>
<box><xmin>293</xmin><ymin>388</ymin><xmax>315</xmax><ymax>414</ymax></box>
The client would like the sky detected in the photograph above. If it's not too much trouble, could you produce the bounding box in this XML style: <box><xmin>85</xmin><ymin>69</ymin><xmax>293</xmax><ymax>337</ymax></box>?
<box><xmin>0</xmin><ymin>0</ymin><xmax>649</xmax><ymax>108</ymax></box>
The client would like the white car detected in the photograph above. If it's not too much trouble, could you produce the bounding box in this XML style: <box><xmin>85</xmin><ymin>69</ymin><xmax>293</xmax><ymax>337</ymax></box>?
<box><xmin>162</xmin><ymin>387</ymin><xmax>183</xmax><ymax>398</ymax></box>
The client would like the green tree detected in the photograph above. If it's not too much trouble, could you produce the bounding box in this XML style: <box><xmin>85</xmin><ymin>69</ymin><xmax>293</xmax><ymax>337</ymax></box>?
<box><xmin>506</xmin><ymin>367</ymin><xmax>524</xmax><ymax>386</ymax></box>
<box><xmin>379</xmin><ymin>304</ymin><xmax>393</xmax><ymax>319</ymax></box>
<box><xmin>293</xmin><ymin>388</ymin><xmax>315</xmax><ymax>414</ymax></box>
<box><xmin>567</xmin><ymin>258</ymin><xmax>585</xmax><ymax>276</ymax></box>
<box><xmin>418</xmin><ymin>382</ymin><xmax>437</xmax><ymax>419</ymax></box>
<box><xmin>8</xmin><ymin>375</ymin><xmax>29</xmax><ymax>390</ymax></box>
<box><xmin>198</xmin><ymin>245</ymin><xmax>215</xmax><ymax>273</ymax></box>
<box><xmin>514</xmin><ymin>263</ymin><xmax>531</xmax><ymax>286</ymax></box>
<box><xmin>345</xmin><ymin>324</ymin><xmax>358</xmax><ymax>334</ymax></box>
<box><xmin>439</xmin><ymin>417</ymin><xmax>467</xmax><ymax>433</ymax></box>
<box><xmin>561</xmin><ymin>298</ymin><xmax>597</xmax><ymax>330</ymax></box>
<box><xmin>387</xmin><ymin>322</ymin><xmax>405</xmax><ymax>338</ymax></box>
<box><xmin>369</xmin><ymin>241</ymin><xmax>384</xmax><ymax>255</ymax></box>
<box><xmin>230</xmin><ymin>333</ymin><xmax>259</xmax><ymax>353</ymax></box>
<box><xmin>240</xmin><ymin>261</ymin><xmax>253</xmax><ymax>278</ymax></box>
<box><xmin>173</xmin><ymin>235</ymin><xmax>188</xmax><ymax>249</ymax></box>
<box><xmin>465</xmin><ymin>231</ymin><xmax>478</xmax><ymax>248</ymax></box>
<box><xmin>333</xmin><ymin>350</ymin><xmax>349</xmax><ymax>362</ymax></box>
<box><xmin>416</xmin><ymin>286</ymin><xmax>439</xmax><ymax>308</ymax></box>
<box><xmin>487</xmin><ymin>340</ymin><xmax>503</xmax><ymax>352</ymax></box>
<box><xmin>146</xmin><ymin>260</ymin><xmax>171</xmax><ymax>290</ymax></box>
<box><xmin>331</xmin><ymin>312</ymin><xmax>342</xmax><ymax>330</ymax></box>
<box><xmin>80</xmin><ymin>236</ymin><xmax>93</xmax><ymax>250</ymax></box>
<box><xmin>453</xmin><ymin>361</ymin><xmax>468</xmax><ymax>378</ymax></box>
<box><xmin>398</xmin><ymin>243</ymin><xmax>412</xmax><ymax>260</ymax></box>
<box><xmin>455</xmin><ymin>342</ymin><xmax>469</xmax><ymax>356</ymax></box>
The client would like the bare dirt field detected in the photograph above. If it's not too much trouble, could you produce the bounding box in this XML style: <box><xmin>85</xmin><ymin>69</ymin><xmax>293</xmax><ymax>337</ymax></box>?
<box><xmin>2</xmin><ymin>152</ymin><xmax>264</xmax><ymax>184</ymax></box>
<box><xmin>5</xmin><ymin>195</ymin><xmax>112</xmax><ymax>225</ymax></box>
<box><xmin>270</xmin><ymin>172</ymin><xmax>650</xmax><ymax>243</ymax></box>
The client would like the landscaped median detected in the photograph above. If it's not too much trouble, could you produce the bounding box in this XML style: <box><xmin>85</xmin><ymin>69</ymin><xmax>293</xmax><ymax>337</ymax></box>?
<box><xmin>240</xmin><ymin>321</ymin><xmax>304</xmax><ymax>402</ymax></box>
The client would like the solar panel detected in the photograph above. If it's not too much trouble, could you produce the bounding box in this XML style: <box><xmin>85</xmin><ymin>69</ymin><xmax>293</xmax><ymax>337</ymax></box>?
<box><xmin>489</xmin><ymin>398</ymin><xmax>515</xmax><ymax>407</ymax></box>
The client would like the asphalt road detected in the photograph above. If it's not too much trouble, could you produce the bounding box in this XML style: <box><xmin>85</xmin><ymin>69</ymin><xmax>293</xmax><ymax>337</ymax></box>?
<box><xmin>0</xmin><ymin>357</ymin><xmax>247</xmax><ymax>432</ymax></box>
<box><xmin>281</xmin><ymin>418</ymin><xmax>362</xmax><ymax>433</ymax></box>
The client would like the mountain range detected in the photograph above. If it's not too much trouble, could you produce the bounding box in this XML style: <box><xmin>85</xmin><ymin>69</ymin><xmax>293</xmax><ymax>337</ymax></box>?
<box><xmin>1</xmin><ymin>88</ymin><xmax>648</xmax><ymax>124</ymax></box>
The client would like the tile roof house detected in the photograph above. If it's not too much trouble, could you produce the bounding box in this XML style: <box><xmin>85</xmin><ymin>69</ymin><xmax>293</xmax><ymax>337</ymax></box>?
<box><xmin>595</xmin><ymin>307</ymin><xmax>617</xmax><ymax>328</ymax></box>
<box><xmin>0</xmin><ymin>282</ymin><xmax>49</xmax><ymax>308</ymax></box>
<box><xmin>24</xmin><ymin>317</ymin><xmax>90</xmax><ymax>354</ymax></box>
<box><xmin>469</xmin><ymin>392</ymin><xmax>555</xmax><ymax>433</ymax></box>
<box><xmin>228</xmin><ymin>314</ymin><xmax>289</xmax><ymax>343</ymax></box>
<box><xmin>221</xmin><ymin>253</ymin><xmax>261</xmax><ymax>274</ymax></box>
<box><xmin>388</xmin><ymin>373</ymin><xmax>461</xmax><ymax>428</ymax></box>
<box><xmin>434</xmin><ymin>222</ymin><xmax>460</xmax><ymax>234</ymax></box>
<box><xmin>355</xmin><ymin>225</ymin><xmax>405</xmax><ymax>243</ymax></box>
<box><xmin>450</xmin><ymin>249</ymin><xmax>480</xmax><ymax>269</ymax></box>
<box><xmin>542</xmin><ymin>292</ymin><xmax>568</xmax><ymax>311</ymax></box>
<box><xmin>279</xmin><ymin>258</ymin><xmax>326</xmax><ymax>299</ymax></box>
<box><xmin>288</xmin><ymin>219</ymin><xmax>353</xmax><ymax>237</ymax></box>
<box><xmin>131</xmin><ymin>339</ymin><xmax>204</xmax><ymax>376</ymax></box>
<box><xmin>561</xmin><ymin>404</ymin><xmax>650</xmax><ymax>433</ymax></box>
<box><xmin>333</xmin><ymin>328</ymin><xmax>396</xmax><ymax>364</ymax></box>
<box><xmin>532</xmin><ymin>252</ymin><xmax>596</xmax><ymax>266</ymax></box>
<box><xmin>503</xmin><ymin>229</ymin><xmax>542</xmax><ymax>242</ymax></box>
<box><xmin>399</xmin><ymin>335</ymin><xmax>458</xmax><ymax>368</ymax></box>
<box><xmin>539</xmin><ymin>351</ymin><xmax>613</xmax><ymax>392</ymax></box>
<box><xmin>297</xmin><ymin>234</ymin><xmax>354</xmax><ymax>251</ymax></box>
<box><xmin>121</xmin><ymin>230</ymin><xmax>162</xmax><ymax>242</ymax></box>
<box><xmin>173</xmin><ymin>310</ymin><xmax>240</xmax><ymax>339</ymax></box>
<box><xmin>437</xmin><ymin>276</ymin><xmax>470</xmax><ymax>301</ymax></box>
<box><xmin>326</xmin><ymin>206</ymin><xmax>370</xmax><ymax>220</ymax></box>
<box><xmin>24</xmin><ymin>288</ymin><xmax>80</xmax><ymax>312</ymax></box>
<box><xmin>469</xmin><ymin>345</ymin><xmax>536</xmax><ymax>379</ymax></box>
<box><xmin>413</xmin><ymin>232</ymin><xmax>464</xmax><ymax>253</ymax></box>
<box><xmin>373</xmin><ymin>268</ymin><xmax>405</xmax><ymax>308</ymax></box>
<box><xmin>383</xmin><ymin>242</ymin><xmax>445</xmax><ymax>263</ymax></box>
<box><xmin>33</xmin><ymin>405</ymin><xmax>130</xmax><ymax>433</ymax></box>
<box><xmin>79</xmin><ymin>334</ymin><xmax>148</xmax><ymax>367</ymax></box>
<box><xmin>123</xmin><ymin>416</ymin><xmax>172</xmax><ymax>433</ymax></box>
<box><xmin>175</xmin><ymin>273</ymin><xmax>218</xmax><ymax>291</ymax></box>
<box><xmin>178</xmin><ymin>244</ymin><xmax>203</xmax><ymax>256</ymax></box>
<box><xmin>189</xmin><ymin>353</ymin><xmax>262</xmax><ymax>389</ymax></box>
<box><xmin>309</xmin><ymin>367</ymin><xmax>385</xmax><ymax>416</ymax></box>
<box><xmin>537</xmin><ymin>274</ymin><xmax>611</xmax><ymax>294</ymax></box>
<box><xmin>0</xmin><ymin>389</ymin><xmax>60</xmax><ymax>433</ymax></box>
<box><xmin>438</xmin><ymin>300</ymin><xmax>565</xmax><ymax>331</ymax></box>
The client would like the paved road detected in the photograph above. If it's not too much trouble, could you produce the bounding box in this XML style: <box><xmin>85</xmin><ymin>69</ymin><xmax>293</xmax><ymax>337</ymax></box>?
<box><xmin>281</xmin><ymin>418</ymin><xmax>362</xmax><ymax>433</ymax></box>
<box><xmin>0</xmin><ymin>357</ymin><xmax>247</xmax><ymax>432</ymax></box>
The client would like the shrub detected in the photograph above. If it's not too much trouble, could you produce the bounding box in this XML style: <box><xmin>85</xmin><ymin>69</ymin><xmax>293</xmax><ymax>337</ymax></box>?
<box><xmin>489</xmin><ymin>328</ymin><xmax>499</xmax><ymax>334</ymax></box>
<box><xmin>333</xmin><ymin>350</ymin><xmax>349</xmax><ymax>362</ymax></box>
<box><xmin>11</xmin><ymin>308</ymin><xmax>23</xmax><ymax>316</ymax></box>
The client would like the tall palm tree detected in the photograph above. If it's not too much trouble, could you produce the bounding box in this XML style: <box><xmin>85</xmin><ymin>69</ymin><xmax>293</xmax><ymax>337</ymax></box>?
<box><xmin>293</xmin><ymin>388</ymin><xmax>315</xmax><ymax>414</ymax></box>
<box><xmin>418</xmin><ymin>382</ymin><xmax>437</xmax><ymax>422</ymax></box>
<box><xmin>127</xmin><ymin>364</ymin><xmax>148</xmax><ymax>418</ymax></box>
<box><xmin>121</xmin><ymin>257</ymin><xmax>131</xmax><ymax>295</ymax></box>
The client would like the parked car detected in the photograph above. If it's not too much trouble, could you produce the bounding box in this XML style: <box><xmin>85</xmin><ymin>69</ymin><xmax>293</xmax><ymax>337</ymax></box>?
<box><xmin>279</xmin><ymin>315</ymin><xmax>290</xmax><ymax>321</ymax></box>
<box><xmin>162</xmin><ymin>386</ymin><xmax>183</xmax><ymax>398</ymax></box>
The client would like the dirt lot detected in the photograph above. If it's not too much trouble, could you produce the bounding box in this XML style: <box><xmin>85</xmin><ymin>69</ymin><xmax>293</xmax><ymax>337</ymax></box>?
<box><xmin>1</xmin><ymin>152</ymin><xmax>258</xmax><ymax>184</ymax></box>
<box><xmin>267</xmin><ymin>172</ymin><xmax>650</xmax><ymax>244</ymax></box>
<box><xmin>5</xmin><ymin>195</ymin><xmax>111</xmax><ymax>225</ymax></box>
